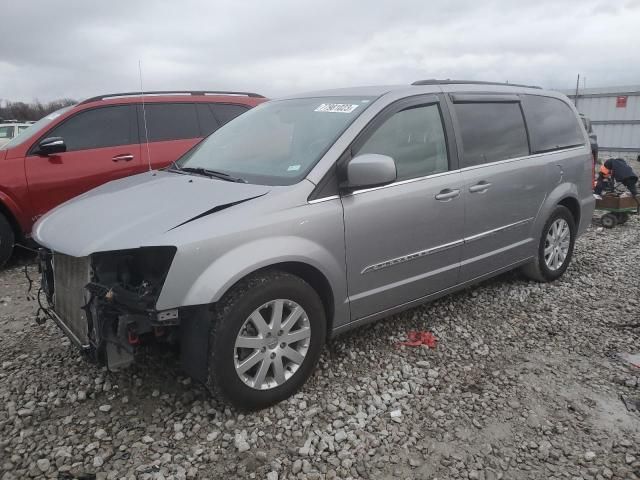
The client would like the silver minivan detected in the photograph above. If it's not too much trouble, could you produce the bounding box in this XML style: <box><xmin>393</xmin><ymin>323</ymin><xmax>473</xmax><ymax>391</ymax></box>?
<box><xmin>34</xmin><ymin>80</ymin><xmax>595</xmax><ymax>409</ymax></box>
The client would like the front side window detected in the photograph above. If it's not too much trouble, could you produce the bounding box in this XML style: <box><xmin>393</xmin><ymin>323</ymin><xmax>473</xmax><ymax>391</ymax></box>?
<box><xmin>2</xmin><ymin>106</ymin><xmax>73</xmax><ymax>150</ymax></box>
<box><xmin>356</xmin><ymin>104</ymin><xmax>448</xmax><ymax>181</ymax></box>
<box><xmin>523</xmin><ymin>95</ymin><xmax>585</xmax><ymax>153</ymax></box>
<box><xmin>46</xmin><ymin>106</ymin><xmax>135</xmax><ymax>152</ymax></box>
<box><xmin>143</xmin><ymin>103</ymin><xmax>200</xmax><ymax>142</ymax></box>
<box><xmin>0</xmin><ymin>126</ymin><xmax>14</xmax><ymax>139</ymax></box>
<box><xmin>454</xmin><ymin>102</ymin><xmax>529</xmax><ymax>167</ymax></box>
<box><xmin>18</xmin><ymin>125</ymin><xmax>30</xmax><ymax>134</ymax></box>
<box><xmin>176</xmin><ymin>96</ymin><xmax>373</xmax><ymax>185</ymax></box>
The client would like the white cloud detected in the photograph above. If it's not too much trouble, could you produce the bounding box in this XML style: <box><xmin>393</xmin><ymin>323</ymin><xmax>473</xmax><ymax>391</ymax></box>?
<box><xmin>1</xmin><ymin>0</ymin><xmax>639</xmax><ymax>102</ymax></box>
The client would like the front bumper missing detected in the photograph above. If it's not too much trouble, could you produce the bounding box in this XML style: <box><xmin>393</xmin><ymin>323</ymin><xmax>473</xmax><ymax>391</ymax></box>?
<box><xmin>48</xmin><ymin>308</ymin><xmax>91</xmax><ymax>351</ymax></box>
<box><xmin>39</xmin><ymin>249</ymin><xmax>179</xmax><ymax>370</ymax></box>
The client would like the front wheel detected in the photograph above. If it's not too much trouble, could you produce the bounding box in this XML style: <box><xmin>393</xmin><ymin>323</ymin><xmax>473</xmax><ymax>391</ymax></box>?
<box><xmin>522</xmin><ymin>205</ymin><xmax>576</xmax><ymax>282</ymax></box>
<box><xmin>208</xmin><ymin>270</ymin><xmax>326</xmax><ymax>410</ymax></box>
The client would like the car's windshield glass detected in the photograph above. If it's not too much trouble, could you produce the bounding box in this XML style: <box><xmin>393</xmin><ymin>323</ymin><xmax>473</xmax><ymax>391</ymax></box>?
<box><xmin>175</xmin><ymin>96</ymin><xmax>374</xmax><ymax>185</ymax></box>
<box><xmin>1</xmin><ymin>106</ymin><xmax>74</xmax><ymax>150</ymax></box>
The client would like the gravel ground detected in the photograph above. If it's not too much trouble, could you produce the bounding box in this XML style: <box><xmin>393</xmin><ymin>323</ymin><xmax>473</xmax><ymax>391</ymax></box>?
<box><xmin>1</xmin><ymin>218</ymin><xmax>639</xmax><ymax>480</ymax></box>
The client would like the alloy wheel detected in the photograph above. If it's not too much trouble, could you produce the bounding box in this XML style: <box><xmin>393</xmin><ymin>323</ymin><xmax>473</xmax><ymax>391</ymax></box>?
<box><xmin>234</xmin><ymin>299</ymin><xmax>311</xmax><ymax>390</ymax></box>
<box><xmin>544</xmin><ymin>218</ymin><xmax>571</xmax><ymax>271</ymax></box>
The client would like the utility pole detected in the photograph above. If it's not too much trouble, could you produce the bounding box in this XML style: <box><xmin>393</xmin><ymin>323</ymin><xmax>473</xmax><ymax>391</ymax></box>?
<box><xmin>574</xmin><ymin>74</ymin><xmax>580</xmax><ymax>108</ymax></box>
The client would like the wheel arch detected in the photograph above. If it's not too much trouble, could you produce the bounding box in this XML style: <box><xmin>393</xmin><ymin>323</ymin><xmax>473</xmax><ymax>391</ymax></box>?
<box><xmin>257</xmin><ymin>261</ymin><xmax>335</xmax><ymax>336</ymax></box>
<box><xmin>557</xmin><ymin>196</ymin><xmax>581</xmax><ymax>227</ymax></box>
<box><xmin>0</xmin><ymin>196</ymin><xmax>23</xmax><ymax>242</ymax></box>
<box><xmin>213</xmin><ymin>261</ymin><xmax>336</xmax><ymax>339</ymax></box>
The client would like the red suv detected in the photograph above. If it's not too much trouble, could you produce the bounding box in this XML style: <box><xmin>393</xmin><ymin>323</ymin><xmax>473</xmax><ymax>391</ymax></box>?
<box><xmin>0</xmin><ymin>90</ymin><xmax>266</xmax><ymax>266</ymax></box>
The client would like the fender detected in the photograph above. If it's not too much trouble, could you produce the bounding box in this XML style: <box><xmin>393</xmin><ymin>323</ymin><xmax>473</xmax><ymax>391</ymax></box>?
<box><xmin>0</xmin><ymin>190</ymin><xmax>30</xmax><ymax>234</ymax></box>
<box><xmin>157</xmin><ymin>236</ymin><xmax>349</xmax><ymax>326</ymax></box>
<box><xmin>531</xmin><ymin>181</ymin><xmax>584</xmax><ymax>243</ymax></box>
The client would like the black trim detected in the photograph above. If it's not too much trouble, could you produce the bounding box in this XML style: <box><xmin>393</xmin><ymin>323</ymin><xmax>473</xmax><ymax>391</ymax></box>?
<box><xmin>598</xmin><ymin>146</ymin><xmax>640</xmax><ymax>152</ymax></box>
<box><xmin>80</xmin><ymin>90</ymin><xmax>265</xmax><ymax>104</ymax></box>
<box><xmin>450</xmin><ymin>93</ymin><xmax>520</xmax><ymax>103</ymax></box>
<box><xmin>308</xmin><ymin>163</ymin><xmax>340</xmax><ymax>201</ymax></box>
<box><xmin>517</xmin><ymin>97</ymin><xmax>533</xmax><ymax>155</ymax></box>
<box><xmin>169</xmin><ymin>194</ymin><xmax>265</xmax><ymax>230</ymax></box>
<box><xmin>591</xmin><ymin>120</ymin><xmax>640</xmax><ymax>126</ymax></box>
<box><xmin>412</xmin><ymin>79</ymin><xmax>541</xmax><ymax>89</ymax></box>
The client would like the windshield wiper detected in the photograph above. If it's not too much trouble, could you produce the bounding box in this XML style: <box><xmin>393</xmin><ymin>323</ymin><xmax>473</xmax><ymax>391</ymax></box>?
<box><xmin>180</xmin><ymin>167</ymin><xmax>247</xmax><ymax>183</ymax></box>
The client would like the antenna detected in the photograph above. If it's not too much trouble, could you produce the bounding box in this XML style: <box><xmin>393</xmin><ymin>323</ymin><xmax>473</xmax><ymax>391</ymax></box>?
<box><xmin>138</xmin><ymin>60</ymin><xmax>152</xmax><ymax>172</ymax></box>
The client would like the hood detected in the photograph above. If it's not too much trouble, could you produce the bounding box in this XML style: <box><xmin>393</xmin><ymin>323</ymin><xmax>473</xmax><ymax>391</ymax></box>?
<box><xmin>33</xmin><ymin>170</ymin><xmax>270</xmax><ymax>257</ymax></box>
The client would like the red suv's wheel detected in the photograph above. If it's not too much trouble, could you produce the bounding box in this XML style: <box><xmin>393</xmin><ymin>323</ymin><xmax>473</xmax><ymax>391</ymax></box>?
<box><xmin>0</xmin><ymin>213</ymin><xmax>15</xmax><ymax>268</ymax></box>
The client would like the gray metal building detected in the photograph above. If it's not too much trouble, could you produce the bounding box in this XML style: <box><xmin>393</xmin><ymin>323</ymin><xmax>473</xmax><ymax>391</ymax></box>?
<box><xmin>562</xmin><ymin>85</ymin><xmax>640</xmax><ymax>162</ymax></box>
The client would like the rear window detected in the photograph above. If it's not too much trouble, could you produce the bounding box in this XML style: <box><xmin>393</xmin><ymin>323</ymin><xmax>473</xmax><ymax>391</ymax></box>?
<box><xmin>522</xmin><ymin>95</ymin><xmax>585</xmax><ymax>153</ymax></box>
<box><xmin>143</xmin><ymin>103</ymin><xmax>200</xmax><ymax>142</ymax></box>
<box><xmin>453</xmin><ymin>102</ymin><xmax>529</xmax><ymax>168</ymax></box>
<box><xmin>211</xmin><ymin>104</ymin><xmax>248</xmax><ymax>126</ymax></box>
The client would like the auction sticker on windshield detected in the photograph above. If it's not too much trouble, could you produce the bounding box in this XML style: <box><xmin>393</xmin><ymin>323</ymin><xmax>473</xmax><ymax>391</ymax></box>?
<box><xmin>315</xmin><ymin>103</ymin><xmax>359</xmax><ymax>113</ymax></box>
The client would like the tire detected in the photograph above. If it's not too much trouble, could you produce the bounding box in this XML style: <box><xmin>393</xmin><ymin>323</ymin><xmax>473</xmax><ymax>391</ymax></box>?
<box><xmin>601</xmin><ymin>213</ymin><xmax>617</xmax><ymax>229</ymax></box>
<box><xmin>0</xmin><ymin>213</ymin><xmax>15</xmax><ymax>269</ymax></box>
<box><xmin>207</xmin><ymin>270</ymin><xmax>326</xmax><ymax>410</ymax></box>
<box><xmin>521</xmin><ymin>205</ymin><xmax>576</xmax><ymax>282</ymax></box>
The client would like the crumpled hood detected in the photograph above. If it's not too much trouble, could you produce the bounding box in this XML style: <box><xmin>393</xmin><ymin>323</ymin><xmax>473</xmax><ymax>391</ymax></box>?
<box><xmin>33</xmin><ymin>170</ymin><xmax>270</xmax><ymax>257</ymax></box>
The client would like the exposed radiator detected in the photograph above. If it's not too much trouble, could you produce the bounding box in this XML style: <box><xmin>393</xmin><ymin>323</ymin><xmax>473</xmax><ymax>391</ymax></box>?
<box><xmin>53</xmin><ymin>253</ymin><xmax>91</xmax><ymax>345</ymax></box>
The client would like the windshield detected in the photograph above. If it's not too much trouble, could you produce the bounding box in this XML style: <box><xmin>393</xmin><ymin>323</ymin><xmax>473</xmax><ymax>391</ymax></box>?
<box><xmin>175</xmin><ymin>96</ymin><xmax>374</xmax><ymax>185</ymax></box>
<box><xmin>1</xmin><ymin>106</ymin><xmax>74</xmax><ymax>150</ymax></box>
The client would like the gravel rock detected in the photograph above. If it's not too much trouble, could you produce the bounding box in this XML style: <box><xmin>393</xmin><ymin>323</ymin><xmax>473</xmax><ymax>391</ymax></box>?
<box><xmin>1</xmin><ymin>219</ymin><xmax>640</xmax><ymax>479</ymax></box>
<box><xmin>36</xmin><ymin>459</ymin><xmax>50</xmax><ymax>472</ymax></box>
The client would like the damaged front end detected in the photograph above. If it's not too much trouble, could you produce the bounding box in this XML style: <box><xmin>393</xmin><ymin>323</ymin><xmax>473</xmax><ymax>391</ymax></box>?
<box><xmin>39</xmin><ymin>246</ymin><xmax>178</xmax><ymax>370</ymax></box>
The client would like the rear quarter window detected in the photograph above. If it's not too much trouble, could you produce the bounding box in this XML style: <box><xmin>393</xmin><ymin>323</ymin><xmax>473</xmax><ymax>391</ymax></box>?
<box><xmin>211</xmin><ymin>104</ymin><xmax>249</xmax><ymax>126</ymax></box>
<box><xmin>453</xmin><ymin>101</ymin><xmax>529</xmax><ymax>168</ymax></box>
<box><xmin>522</xmin><ymin>95</ymin><xmax>585</xmax><ymax>153</ymax></box>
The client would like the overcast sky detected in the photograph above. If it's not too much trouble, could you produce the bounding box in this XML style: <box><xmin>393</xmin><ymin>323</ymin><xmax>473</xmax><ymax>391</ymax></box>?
<box><xmin>2</xmin><ymin>0</ymin><xmax>640</xmax><ymax>103</ymax></box>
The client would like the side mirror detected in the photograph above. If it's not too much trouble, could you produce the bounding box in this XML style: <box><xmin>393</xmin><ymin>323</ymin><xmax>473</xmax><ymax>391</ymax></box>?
<box><xmin>37</xmin><ymin>137</ymin><xmax>66</xmax><ymax>156</ymax></box>
<box><xmin>344</xmin><ymin>154</ymin><xmax>397</xmax><ymax>190</ymax></box>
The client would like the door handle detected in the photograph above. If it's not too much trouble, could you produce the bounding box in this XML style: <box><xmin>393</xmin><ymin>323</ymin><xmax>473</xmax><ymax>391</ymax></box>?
<box><xmin>112</xmin><ymin>154</ymin><xmax>134</xmax><ymax>162</ymax></box>
<box><xmin>435</xmin><ymin>188</ymin><xmax>460</xmax><ymax>201</ymax></box>
<box><xmin>469</xmin><ymin>181</ymin><xmax>492</xmax><ymax>193</ymax></box>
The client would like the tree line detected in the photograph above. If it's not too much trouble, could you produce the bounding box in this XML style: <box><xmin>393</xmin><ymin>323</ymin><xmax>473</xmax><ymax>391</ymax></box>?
<box><xmin>0</xmin><ymin>99</ymin><xmax>77</xmax><ymax>122</ymax></box>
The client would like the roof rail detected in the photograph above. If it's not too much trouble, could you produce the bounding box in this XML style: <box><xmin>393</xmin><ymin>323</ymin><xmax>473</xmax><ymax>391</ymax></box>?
<box><xmin>412</xmin><ymin>79</ymin><xmax>542</xmax><ymax>89</ymax></box>
<box><xmin>79</xmin><ymin>90</ymin><xmax>265</xmax><ymax>105</ymax></box>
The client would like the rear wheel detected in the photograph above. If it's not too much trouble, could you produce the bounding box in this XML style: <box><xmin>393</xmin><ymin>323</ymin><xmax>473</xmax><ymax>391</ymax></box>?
<box><xmin>522</xmin><ymin>205</ymin><xmax>576</xmax><ymax>282</ymax></box>
<box><xmin>208</xmin><ymin>270</ymin><xmax>326</xmax><ymax>410</ymax></box>
<box><xmin>601</xmin><ymin>213</ymin><xmax>617</xmax><ymax>229</ymax></box>
<box><xmin>0</xmin><ymin>213</ymin><xmax>15</xmax><ymax>269</ymax></box>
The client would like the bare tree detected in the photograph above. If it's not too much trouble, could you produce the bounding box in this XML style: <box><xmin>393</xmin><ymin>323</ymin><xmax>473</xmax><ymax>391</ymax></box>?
<box><xmin>0</xmin><ymin>98</ymin><xmax>76</xmax><ymax>122</ymax></box>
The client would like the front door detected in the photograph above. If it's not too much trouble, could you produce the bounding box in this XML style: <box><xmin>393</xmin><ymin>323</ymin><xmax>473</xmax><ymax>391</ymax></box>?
<box><xmin>448</xmin><ymin>95</ymin><xmax>547</xmax><ymax>281</ymax></box>
<box><xmin>341</xmin><ymin>96</ymin><xmax>465</xmax><ymax>320</ymax></box>
<box><xmin>25</xmin><ymin>105</ymin><xmax>141</xmax><ymax>219</ymax></box>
